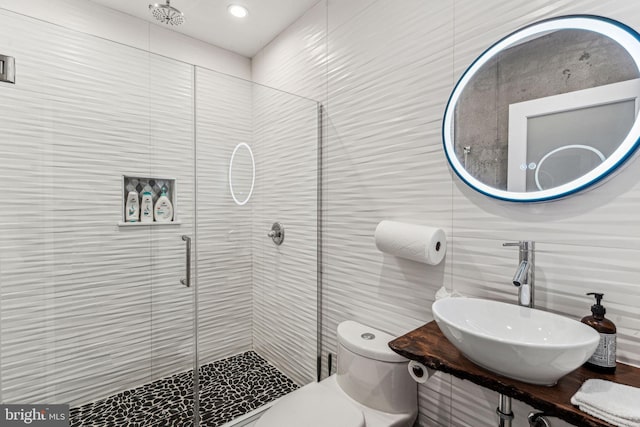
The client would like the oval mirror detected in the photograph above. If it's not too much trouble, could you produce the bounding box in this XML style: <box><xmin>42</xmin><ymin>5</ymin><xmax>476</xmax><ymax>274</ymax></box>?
<box><xmin>443</xmin><ymin>15</ymin><xmax>640</xmax><ymax>202</ymax></box>
<box><xmin>229</xmin><ymin>143</ymin><xmax>255</xmax><ymax>206</ymax></box>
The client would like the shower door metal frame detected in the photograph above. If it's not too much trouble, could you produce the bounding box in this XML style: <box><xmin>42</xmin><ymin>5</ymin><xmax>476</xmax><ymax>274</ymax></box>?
<box><xmin>316</xmin><ymin>103</ymin><xmax>324</xmax><ymax>382</ymax></box>
<box><xmin>192</xmin><ymin>65</ymin><xmax>201</xmax><ymax>427</ymax></box>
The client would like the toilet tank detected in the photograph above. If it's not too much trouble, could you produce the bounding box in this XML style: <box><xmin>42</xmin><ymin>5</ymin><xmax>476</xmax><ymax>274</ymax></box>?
<box><xmin>336</xmin><ymin>321</ymin><xmax>417</xmax><ymax>414</ymax></box>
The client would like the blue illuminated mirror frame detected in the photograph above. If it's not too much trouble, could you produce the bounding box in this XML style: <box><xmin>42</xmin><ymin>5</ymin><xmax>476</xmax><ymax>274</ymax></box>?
<box><xmin>442</xmin><ymin>15</ymin><xmax>640</xmax><ymax>202</ymax></box>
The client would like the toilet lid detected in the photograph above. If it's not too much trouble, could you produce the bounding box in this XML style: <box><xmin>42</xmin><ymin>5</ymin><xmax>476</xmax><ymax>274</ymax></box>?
<box><xmin>256</xmin><ymin>382</ymin><xmax>365</xmax><ymax>427</ymax></box>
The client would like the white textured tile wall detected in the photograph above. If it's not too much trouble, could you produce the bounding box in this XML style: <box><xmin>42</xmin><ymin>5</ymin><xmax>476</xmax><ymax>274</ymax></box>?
<box><xmin>150</xmin><ymin>25</ymin><xmax>250</xmax><ymax>78</ymax></box>
<box><xmin>0</xmin><ymin>0</ymin><xmax>251</xmax><ymax>79</ymax></box>
<box><xmin>252</xmin><ymin>0</ymin><xmax>328</xmax><ymax>102</ymax></box>
<box><xmin>253</xmin><ymin>0</ymin><xmax>640</xmax><ymax>425</ymax></box>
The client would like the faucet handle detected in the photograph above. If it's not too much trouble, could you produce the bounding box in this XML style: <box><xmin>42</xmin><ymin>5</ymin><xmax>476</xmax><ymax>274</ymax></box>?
<box><xmin>503</xmin><ymin>242</ymin><xmax>521</xmax><ymax>247</ymax></box>
<box><xmin>503</xmin><ymin>241</ymin><xmax>535</xmax><ymax>249</ymax></box>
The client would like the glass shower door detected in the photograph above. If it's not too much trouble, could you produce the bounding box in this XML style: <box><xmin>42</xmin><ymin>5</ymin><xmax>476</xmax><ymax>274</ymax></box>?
<box><xmin>0</xmin><ymin>9</ymin><xmax>198</xmax><ymax>426</ymax></box>
<box><xmin>145</xmin><ymin>53</ymin><xmax>198</xmax><ymax>426</ymax></box>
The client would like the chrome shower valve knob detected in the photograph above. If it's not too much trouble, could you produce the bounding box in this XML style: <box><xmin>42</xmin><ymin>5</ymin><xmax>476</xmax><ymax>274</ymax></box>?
<box><xmin>267</xmin><ymin>222</ymin><xmax>284</xmax><ymax>245</ymax></box>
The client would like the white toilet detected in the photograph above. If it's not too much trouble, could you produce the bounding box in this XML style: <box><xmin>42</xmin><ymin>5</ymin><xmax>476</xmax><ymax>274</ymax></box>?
<box><xmin>256</xmin><ymin>321</ymin><xmax>418</xmax><ymax>427</ymax></box>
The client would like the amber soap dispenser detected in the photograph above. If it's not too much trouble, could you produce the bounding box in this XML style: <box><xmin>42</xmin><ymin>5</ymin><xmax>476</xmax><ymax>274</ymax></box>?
<box><xmin>581</xmin><ymin>292</ymin><xmax>617</xmax><ymax>373</ymax></box>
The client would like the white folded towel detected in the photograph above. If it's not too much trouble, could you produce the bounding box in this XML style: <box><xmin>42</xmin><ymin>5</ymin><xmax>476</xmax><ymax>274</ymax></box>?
<box><xmin>571</xmin><ymin>379</ymin><xmax>640</xmax><ymax>427</ymax></box>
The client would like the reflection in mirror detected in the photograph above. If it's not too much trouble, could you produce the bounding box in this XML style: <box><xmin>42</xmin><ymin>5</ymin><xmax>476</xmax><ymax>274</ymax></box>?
<box><xmin>443</xmin><ymin>16</ymin><xmax>640</xmax><ymax>201</ymax></box>
<box><xmin>229</xmin><ymin>142</ymin><xmax>255</xmax><ymax>205</ymax></box>
<box><xmin>508</xmin><ymin>78</ymin><xmax>640</xmax><ymax>191</ymax></box>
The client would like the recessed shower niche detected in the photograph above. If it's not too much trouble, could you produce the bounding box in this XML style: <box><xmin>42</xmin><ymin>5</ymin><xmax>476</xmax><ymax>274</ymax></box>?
<box><xmin>119</xmin><ymin>175</ymin><xmax>179</xmax><ymax>226</ymax></box>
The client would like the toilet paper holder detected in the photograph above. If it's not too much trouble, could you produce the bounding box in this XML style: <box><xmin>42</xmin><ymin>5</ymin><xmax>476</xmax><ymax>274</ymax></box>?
<box><xmin>412</xmin><ymin>364</ymin><xmax>426</xmax><ymax>378</ymax></box>
<box><xmin>408</xmin><ymin>360</ymin><xmax>432</xmax><ymax>383</ymax></box>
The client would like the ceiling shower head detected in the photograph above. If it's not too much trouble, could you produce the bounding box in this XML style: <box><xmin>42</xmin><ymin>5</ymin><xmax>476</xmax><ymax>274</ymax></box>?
<box><xmin>149</xmin><ymin>0</ymin><xmax>184</xmax><ymax>26</ymax></box>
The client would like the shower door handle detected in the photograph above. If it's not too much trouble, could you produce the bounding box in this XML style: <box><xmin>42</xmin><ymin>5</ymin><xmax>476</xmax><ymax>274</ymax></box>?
<box><xmin>180</xmin><ymin>235</ymin><xmax>191</xmax><ymax>287</ymax></box>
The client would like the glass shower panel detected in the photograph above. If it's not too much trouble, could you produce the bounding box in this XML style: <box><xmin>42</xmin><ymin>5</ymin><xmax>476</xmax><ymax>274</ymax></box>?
<box><xmin>194</xmin><ymin>67</ymin><xmax>319</xmax><ymax>426</ymax></box>
<box><xmin>251</xmin><ymin>85</ymin><xmax>319</xmax><ymax>388</ymax></box>
<box><xmin>0</xmin><ymin>9</ymin><xmax>196</xmax><ymax>426</ymax></box>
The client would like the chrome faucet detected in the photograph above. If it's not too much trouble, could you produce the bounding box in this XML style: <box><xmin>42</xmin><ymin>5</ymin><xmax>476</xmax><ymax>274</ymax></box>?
<box><xmin>503</xmin><ymin>241</ymin><xmax>535</xmax><ymax>308</ymax></box>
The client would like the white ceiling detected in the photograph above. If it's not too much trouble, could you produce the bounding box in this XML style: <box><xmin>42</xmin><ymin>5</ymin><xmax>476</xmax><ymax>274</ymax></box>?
<box><xmin>89</xmin><ymin>0</ymin><xmax>319</xmax><ymax>57</ymax></box>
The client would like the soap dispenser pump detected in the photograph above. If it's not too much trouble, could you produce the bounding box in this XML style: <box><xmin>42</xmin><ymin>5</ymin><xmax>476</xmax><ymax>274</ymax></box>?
<box><xmin>581</xmin><ymin>292</ymin><xmax>616</xmax><ymax>373</ymax></box>
<box><xmin>154</xmin><ymin>187</ymin><xmax>174</xmax><ymax>223</ymax></box>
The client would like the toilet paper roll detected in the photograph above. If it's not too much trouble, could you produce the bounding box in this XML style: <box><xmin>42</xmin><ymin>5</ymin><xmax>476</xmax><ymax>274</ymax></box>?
<box><xmin>408</xmin><ymin>360</ymin><xmax>433</xmax><ymax>384</ymax></box>
<box><xmin>374</xmin><ymin>220</ymin><xmax>446</xmax><ymax>265</ymax></box>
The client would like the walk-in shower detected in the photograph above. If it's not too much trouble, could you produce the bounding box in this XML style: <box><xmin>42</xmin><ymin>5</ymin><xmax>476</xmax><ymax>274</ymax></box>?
<box><xmin>0</xmin><ymin>7</ymin><xmax>320</xmax><ymax>427</ymax></box>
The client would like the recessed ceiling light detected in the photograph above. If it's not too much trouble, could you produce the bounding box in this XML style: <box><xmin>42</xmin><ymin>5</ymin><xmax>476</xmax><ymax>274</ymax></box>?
<box><xmin>228</xmin><ymin>4</ymin><xmax>248</xmax><ymax>18</ymax></box>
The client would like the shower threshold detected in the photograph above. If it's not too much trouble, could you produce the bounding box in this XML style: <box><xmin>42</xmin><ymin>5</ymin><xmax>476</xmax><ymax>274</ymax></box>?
<box><xmin>69</xmin><ymin>351</ymin><xmax>298</xmax><ymax>427</ymax></box>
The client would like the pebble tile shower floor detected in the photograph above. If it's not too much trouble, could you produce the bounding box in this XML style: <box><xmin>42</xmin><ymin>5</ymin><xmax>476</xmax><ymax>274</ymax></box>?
<box><xmin>69</xmin><ymin>351</ymin><xmax>298</xmax><ymax>427</ymax></box>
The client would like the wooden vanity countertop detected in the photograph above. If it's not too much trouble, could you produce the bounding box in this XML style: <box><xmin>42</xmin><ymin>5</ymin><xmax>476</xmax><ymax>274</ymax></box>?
<box><xmin>389</xmin><ymin>321</ymin><xmax>640</xmax><ymax>427</ymax></box>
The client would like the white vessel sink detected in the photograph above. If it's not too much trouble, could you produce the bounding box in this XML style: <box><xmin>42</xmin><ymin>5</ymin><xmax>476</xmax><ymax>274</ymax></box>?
<box><xmin>432</xmin><ymin>298</ymin><xmax>600</xmax><ymax>385</ymax></box>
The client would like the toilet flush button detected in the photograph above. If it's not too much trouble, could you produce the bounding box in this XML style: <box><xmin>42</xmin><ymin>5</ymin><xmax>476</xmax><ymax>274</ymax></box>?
<box><xmin>361</xmin><ymin>333</ymin><xmax>375</xmax><ymax>340</ymax></box>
